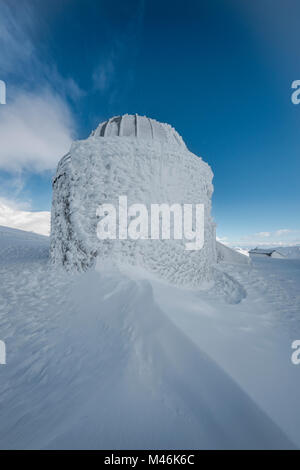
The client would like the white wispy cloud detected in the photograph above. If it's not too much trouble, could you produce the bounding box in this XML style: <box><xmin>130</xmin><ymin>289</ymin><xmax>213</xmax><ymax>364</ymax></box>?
<box><xmin>0</xmin><ymin>89</ymin><xmax>74</xmax><ymax>172</ymax></box>
<box><xmin>0</xmin><ymin>1</ymin><xmax>35</xmax><ymax>75</ymax></box>
<box><xmin>255</xmin><ymin>231</ymin><xmax>271</xmax><ymax>238</ymax></box>
<box><xmin>0</xmin><ymin>1</ymin><xmax>79</xmax><ymax>173</ymax></box>
<box><xmin>93</xmin><ymin>57</ymin><xmax>115</xmax><ymax>92</ymax></box>
<box><xmin>0</xmin><ymin>199</ymin><xmax>50</xmax><ymax>236</ymax></box>
<box><xmin>275</xmin><ymin>229</ymin><xmax>292</xmax><ymax>236</ymax></box>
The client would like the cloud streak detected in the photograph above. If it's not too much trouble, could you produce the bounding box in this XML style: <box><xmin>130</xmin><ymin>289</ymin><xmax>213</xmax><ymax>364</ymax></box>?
<box><xmin>0</xmin><ymin>89</ymin><xmax>74</xmax><ymax>172</ymax></box>
<box><xmin>0</xmin><ymin>1</ymin><xmax>79</xmax><ymax>173</ymax></box>
<box><xmin>0</xmin><ymin>1</ymin><xmax>35</xmax><ymax>76</ymax></box>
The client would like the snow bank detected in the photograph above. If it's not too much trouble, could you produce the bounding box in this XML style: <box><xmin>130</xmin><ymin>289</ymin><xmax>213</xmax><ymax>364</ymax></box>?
<box><xmin>216</xmin><ymin>241</ymin><xmax>250</xmax><ymax>264</ymax></box>
<box><xmin>273</xmin><ymin>246</ymin><xmax>300</xmax><ymax>259</ymax></box>
<box><xmin>0</xmin><ymin>235</ymin><xmax>292</xmax><ymax>448</ymax></box>
<box><xmin>0</xmin><ymin>225</ymin><xmax>49</xmax><ymax>264</ymax></box>
<box><xmin>1</xmin><ymin>226</ymin><xmax>299</xmax><ymax>449</ymax></box>
<box><xmin>50</xmin><ymin>115</ymin><xmax>216</xmax><ymax>287</ymax></box>
<box><xmin>234</xmin><ymin>247</ymin><xmax>250</xmax><ymax>257</ymax></box>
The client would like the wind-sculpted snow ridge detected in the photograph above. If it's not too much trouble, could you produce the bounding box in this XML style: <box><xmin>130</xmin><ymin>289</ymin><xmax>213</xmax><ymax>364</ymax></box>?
<box><xmin>50</xmin><ymin>115</ymin><xmax>217</xmax><ymax>287</ymax></box>
<box><xmin>0</xmin><ymin>251</ymin><xmax>293</xmax><ymax>447</ymax></box>
<box><xmin>0</xmin><ymin>225</ymin><xmax>49</xmax><ymax>264</ymax></box>
<box><xmin>1</xmin><ymin>227</ymin><xmax>300</xmax><ymax>448</ymax></box>
<box><xmin>273</xmin><ymin>246</ymin><xmax>300</xmax><ymax>259</ymax></box>
<box><xmin>216</xmin><ymin>241</ymin><xmax>250</xmax><ymax>265</ymax></box>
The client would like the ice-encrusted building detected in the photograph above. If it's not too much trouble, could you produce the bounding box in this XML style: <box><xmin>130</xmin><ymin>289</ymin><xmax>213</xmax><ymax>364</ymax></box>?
<box><xmin>50</xmin><ymin>114</ymin><xmax>217</xmax><ymax>287</ymax></box>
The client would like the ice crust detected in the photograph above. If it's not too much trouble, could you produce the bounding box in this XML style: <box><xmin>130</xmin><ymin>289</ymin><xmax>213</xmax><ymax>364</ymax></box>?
<box><xmin>50</xmin><ymin>115</ymin><xmax>217</xmax><ymax>287</ymax></box>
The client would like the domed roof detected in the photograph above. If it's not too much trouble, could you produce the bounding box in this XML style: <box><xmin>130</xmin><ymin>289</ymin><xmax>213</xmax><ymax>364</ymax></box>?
<box><xmin>91</xmin><ymin>114</ymin><xmax>186</xmax><ymax>148</ymax></box>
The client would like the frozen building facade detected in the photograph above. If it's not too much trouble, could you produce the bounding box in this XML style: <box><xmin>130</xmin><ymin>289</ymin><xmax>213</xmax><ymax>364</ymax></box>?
<box><xmin>50</xmin><ymin>114</ymin><xmax>217</xmax><ymax>287</ymax></box>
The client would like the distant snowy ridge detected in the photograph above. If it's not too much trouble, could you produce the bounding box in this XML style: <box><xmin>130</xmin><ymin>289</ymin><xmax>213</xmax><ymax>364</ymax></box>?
<box><xmin>0</xmin><ymin>225</ymin><xmax>49</xmax><ymax>264</ymax></box>
<box><xmin>0</xmin><ymin>225</ymin><xmax>49</xmax><ymax>241</ymax></box>
<box><xmin>217</xmin><ymin>241</ymin><xmax>250</xmax><ymax>264</ymax></box>
<box><xmin>234</xmin><ymin>247</ymin><xmax>250</xmax><ymax>257</ymax></box>
<box><xmin>0</xmin><ymin>201</ymin><xmax>50</xmax><ymax>236</ymax></box>
<box><xmin>273</xmin><ymin>246</ymin><xmax>300</xmax><ymax>259</ymax></box>
<box><xmin>230</xmin><ymin>245</ymin><xmax>300</xmax><ymax>260</ymax></box>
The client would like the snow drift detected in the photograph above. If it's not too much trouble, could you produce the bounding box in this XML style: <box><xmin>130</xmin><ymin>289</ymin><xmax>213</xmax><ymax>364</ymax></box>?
<box><xmin>0</xmin><ymin>227</ymin><xmax>295</xmax><ymax>449</ymax></box>
<box><xmin>216</xmin><ymin>241</ymin><xmax>250</xmax><ymax>265</ymax></box>
<box><xmin>50</xmin><ymin>114</ymin><xmax>217</xmax><ymax>287</ymax></box>
<box><xmin>0</xmin><ymin>225</ymin><xmax>49</xmax><ymax>263</ymax></box>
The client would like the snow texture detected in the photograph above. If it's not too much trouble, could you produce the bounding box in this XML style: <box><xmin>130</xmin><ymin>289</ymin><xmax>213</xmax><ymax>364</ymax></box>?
<box><xmin>216</xmin><ymin>241</ymin><xmax>250</xmax><ymax>265</ymax></box>
<box><xmin>0</xmin><ymin>225</ymin><xmax>49</xmax><ymax>264</ymax></box>
<box><xmin>50</xmin><ymin>115</ymin><xmax>216</xmax><ymax>287</ymax></box>
<box><xmin>272</xmin><ymin>246</ymin><xmax>300</xmax><ymax>259</ymax></box>
<box><xmin>0</xmin><ymin>226</ymin><xmax>299</xmax><ymax>449</ymax></box>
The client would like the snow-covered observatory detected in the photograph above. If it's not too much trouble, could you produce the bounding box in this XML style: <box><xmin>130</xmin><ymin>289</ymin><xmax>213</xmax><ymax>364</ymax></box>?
<box><xmin>50</xmin><ymin>114</ymin><xmax>217</xmax><ymax>287</ymax></box>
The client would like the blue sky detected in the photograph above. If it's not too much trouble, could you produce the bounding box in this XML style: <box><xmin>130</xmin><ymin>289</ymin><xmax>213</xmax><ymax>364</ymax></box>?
<box><xmin>0</xmin><ymin>0</ymin><xmax>300</xmax><ymax>245</ymax></box>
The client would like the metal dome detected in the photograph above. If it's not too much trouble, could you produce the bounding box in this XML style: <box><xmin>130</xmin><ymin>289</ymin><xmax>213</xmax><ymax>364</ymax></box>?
<box><xmin>91</xmin><ymin>114</ymin><xmax>186</xmax><ymax>148</ymax></box>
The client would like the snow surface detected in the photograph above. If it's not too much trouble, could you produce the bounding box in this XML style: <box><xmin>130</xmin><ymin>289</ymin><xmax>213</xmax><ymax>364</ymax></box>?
<box><xmin>234</xmin><ymin>247</ymin><xmax>250</xmax><ymax>257</ymax></box>
<box><xmin>273</xmin><ymin>246</ymin><xmax>300</xmax><ymax>259</ymax></box>
<box><xmin>50</xmin><ymin>115</ymin><xmax>216</xmax><ymax>286</ymax></box>
<box><xmin>0</xmin><ymin>225</ymin><xmax>49</xmax><ymax>263</ymax></box>
<box><xmin>217</xmin><ymin>241</ymin><xmax>250</xmax><ymax>264</ymax></box>
<box><xmin>0</xmin><ymin>226</ymin><xmax>299</xmax><ymax>449</ymax></box>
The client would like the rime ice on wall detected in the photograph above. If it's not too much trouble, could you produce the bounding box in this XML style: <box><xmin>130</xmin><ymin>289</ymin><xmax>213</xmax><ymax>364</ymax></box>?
<box><xmin>50</xmin><ymin>114</ymin><xmax>217</xmax><ymax>287</ymax></box>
